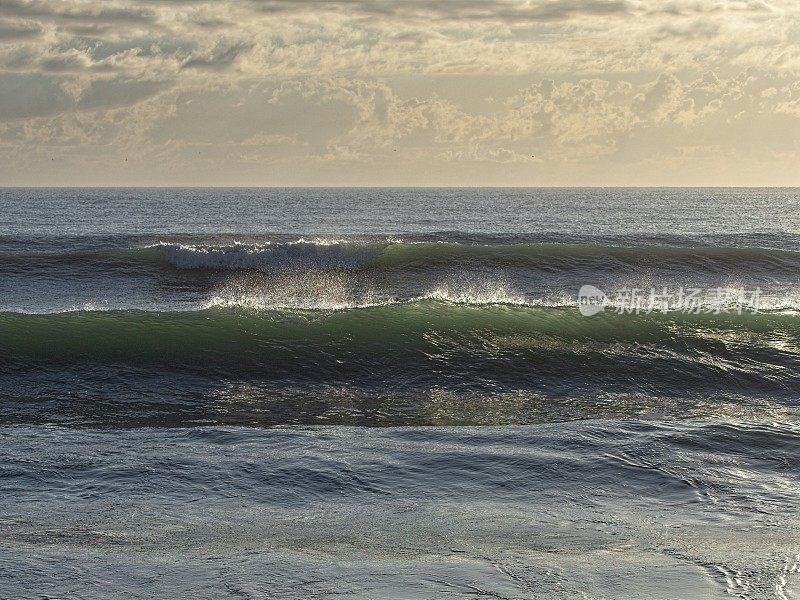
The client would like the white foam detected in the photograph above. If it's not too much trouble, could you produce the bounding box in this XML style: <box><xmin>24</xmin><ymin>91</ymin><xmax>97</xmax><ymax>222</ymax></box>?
<box><xmin>201</xmin><ymin>271</ymin><xmax>388</xmax><ymax>311</ymax></box>
<box><xmin>421</xmin><ymin>277</ymin><xmax>528</xmax><ymax>306</ymax></box>
<box><xmin>154</xmin><ymin>240</ymin><xmax>384</xmax><ymax>271</ymax></box>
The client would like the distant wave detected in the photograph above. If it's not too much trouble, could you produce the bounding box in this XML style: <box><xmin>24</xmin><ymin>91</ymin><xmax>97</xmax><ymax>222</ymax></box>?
<box><xmin>155</xmin><ymin>240</ymin><xmax>386</xmax><ymax>271</ymax></box>
<box><xmin>4</xmin><ymin>239</ymin><xmax>800</xmax><ymax>276</ymax></box>
<box><xmin>155</xmin><ymin>241</ymin><xmax>800</xmax><ymax>275</ymax></box>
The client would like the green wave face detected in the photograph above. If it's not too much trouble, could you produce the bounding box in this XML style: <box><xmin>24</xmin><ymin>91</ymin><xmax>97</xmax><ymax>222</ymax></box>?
<box><xmin>3</xmin><ymin>241</ymin><xmax>800</xmax><ymax>273</ymax></box>
<box><xmin>367</xmin><ymin>242</ymin><xmax>800</xmax><ymax>270</ymax></box>
<box><xmin>2</xmin><ymin>303</ymin><xmax>799</xmax><ymax>385</ymax></box>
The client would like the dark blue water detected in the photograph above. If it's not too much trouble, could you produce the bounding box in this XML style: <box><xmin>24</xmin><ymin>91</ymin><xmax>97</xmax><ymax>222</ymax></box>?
<box><xmin>1</xmin><ymin>188</ymin><xmax>799</xmax><ymax>598</ymax></box>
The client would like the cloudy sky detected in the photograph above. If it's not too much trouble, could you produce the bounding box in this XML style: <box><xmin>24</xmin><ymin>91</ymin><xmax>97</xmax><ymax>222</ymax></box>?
<box><xmin>0</xmin><ymin>0</ymin><xmax>799</xmax><ymax>185</ymax></box>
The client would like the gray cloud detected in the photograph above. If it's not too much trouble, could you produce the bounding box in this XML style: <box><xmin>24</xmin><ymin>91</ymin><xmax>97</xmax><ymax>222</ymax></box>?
<box><xmin>0</xmin><ymin>0</ymin><xmax>155</xmax><ymax>24</ymax></box>
<box><xmin>181</xmin><ymin>42</ymin><xmax>251</xmax><ymax>71</ymax></box>
<box><xmin>40</xmin><ymin>50</ymin><xmax>90</xmax><ymax>72</ymax></box>
<box><xmin>77</xmin><ymin>76</ymin><xmax>169</xmax><ymax>109</ymax></box>
<box><xmin>0</xmin><ymin>0</ymin><xmax>798</xmax><ymax>185</ymax></box>
<box><xmin>0</xmin><ymin>17</ymin><xmax>42</xmax><ymax>39</ymax></box>
<box><xmin>654</xmin><ymin>19</ymin><xmax>721</xmax><ymax>39</ymax></box>
<box><xmin>250</xmin><ymin>0</ymin><xmax>631</xmax><ymax>22</ymax></box>
<box><xmin>0</xmin><ymin>73</ymin><xmax>72</xmax><ymax>119</ymax></box>
<box><xmin>0</xmin><ymin>71</ymin><xmax>170</xmax><ymax>121</ymax></box>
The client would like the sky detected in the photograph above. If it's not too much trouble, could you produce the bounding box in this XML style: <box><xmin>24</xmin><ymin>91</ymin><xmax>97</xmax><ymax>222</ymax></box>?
<box><xmin>0</xmin><ymin>0</ymin><xmax>799</xmax><ymax>186</ymax></box>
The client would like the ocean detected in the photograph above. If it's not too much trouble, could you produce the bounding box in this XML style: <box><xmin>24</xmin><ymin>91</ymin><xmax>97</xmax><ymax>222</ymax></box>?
<box><xmin>1</xmin><ymin>187</ymin><xmax>799</xmax><ymax>598</ymax></box>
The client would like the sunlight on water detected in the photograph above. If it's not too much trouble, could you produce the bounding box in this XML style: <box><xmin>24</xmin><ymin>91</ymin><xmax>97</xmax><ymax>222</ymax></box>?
<box><xmin>1</xmin><ymin>188</ymin><xmax>799</xmax><ymax>598</ymax></box>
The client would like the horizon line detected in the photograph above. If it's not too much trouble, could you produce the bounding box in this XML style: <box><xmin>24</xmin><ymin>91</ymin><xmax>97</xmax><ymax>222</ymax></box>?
<box><xmin>2</xmin><ymin>185</ymin><xmax>800</xmax><ymax>190</ymax></box>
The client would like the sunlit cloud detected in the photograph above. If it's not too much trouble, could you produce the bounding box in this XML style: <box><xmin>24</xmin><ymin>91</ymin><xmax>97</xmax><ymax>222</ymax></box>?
<box><xmin>0</xmin><ymin>0</ymin><xmax>798</xmax><ymax>184</ymax></box>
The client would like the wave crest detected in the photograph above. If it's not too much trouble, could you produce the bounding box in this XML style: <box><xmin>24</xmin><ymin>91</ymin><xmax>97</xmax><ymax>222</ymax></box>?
<box><xmin>155</xmin><ymin>240</ymin><xmax>385</xmax><ymax>271</ymax></box>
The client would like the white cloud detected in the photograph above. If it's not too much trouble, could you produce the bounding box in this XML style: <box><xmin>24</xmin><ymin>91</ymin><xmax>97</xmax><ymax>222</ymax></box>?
<box><xmin>0</xmin><ymin>0</ymin><xmax>799</xmax><ymax>184</ymax></box>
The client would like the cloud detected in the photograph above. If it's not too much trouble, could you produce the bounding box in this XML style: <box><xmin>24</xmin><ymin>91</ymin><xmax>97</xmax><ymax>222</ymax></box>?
<box><xmin>0</xmin><ymin>17</ymin><xmax>42</xmax><ymax>39</ymax></box>
<box><xmin>0</xmin><ymin>0</ymin><xmax>799</xmax><ymax>184</ymax></box>
<box><xmin>250</xmin><ymin>0</ymin><xmax>631</xmax><ymax>23</ymax></box>
<box><xmin>181</xmin><ymin>41</ymin><xmax>252</xmax><ymax>71</ymax></box>
<box><xmin>0</xmin><ymin>0</ymin><xmax>155</xmax><ymax>24</ymax></box>
<box><xmin>77</xmin><ymin>76</ymin><xmax>170</xmax><ymax>109</ymax></box>
<box><xmin>0</xmin><ymin>73</ymin><xmax>73</xmax><ymax>119</ymax></box>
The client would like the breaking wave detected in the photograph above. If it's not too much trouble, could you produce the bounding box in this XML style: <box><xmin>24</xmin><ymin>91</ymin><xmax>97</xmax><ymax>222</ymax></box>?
<box><xmin>4</xmin><ymin>239</ymin><xmax>800</xmax><ymax>276</ymax></box>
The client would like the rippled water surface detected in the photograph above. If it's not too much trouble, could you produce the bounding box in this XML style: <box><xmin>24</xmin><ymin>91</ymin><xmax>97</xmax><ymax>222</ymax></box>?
<box><xmin>1</xmin><ymin>188</ymin><xmax>799</xmax><ymax>598</ymax></box>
